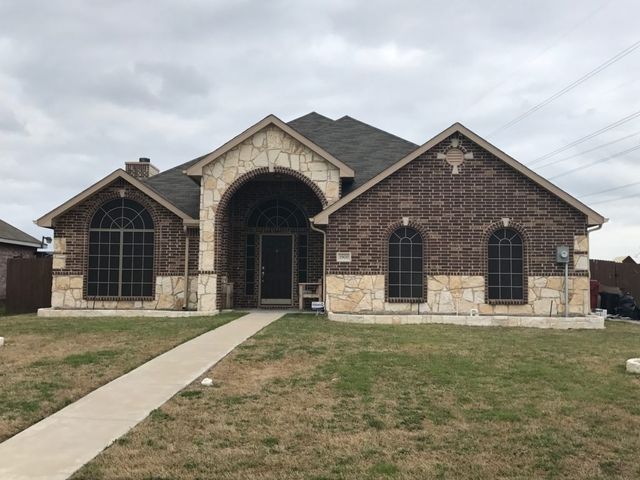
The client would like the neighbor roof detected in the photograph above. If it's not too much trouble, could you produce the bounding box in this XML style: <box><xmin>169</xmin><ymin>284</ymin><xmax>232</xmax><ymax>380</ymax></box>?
<box><xmin>0</xmin><ymin>218</ymin><xmax>41</xmax><ymax>248</ymax></box>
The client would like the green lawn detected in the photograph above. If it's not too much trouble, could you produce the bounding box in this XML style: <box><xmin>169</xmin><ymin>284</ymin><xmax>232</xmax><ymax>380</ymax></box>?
<box><xmin>73</xmin><ymin>315</ymin><xmax>640</xmax><ymax>480</ymax></box>
<box><xmin>0</xmin><ymin>311</ymin><xmax>243</xmax><ymax>441</ymax></box>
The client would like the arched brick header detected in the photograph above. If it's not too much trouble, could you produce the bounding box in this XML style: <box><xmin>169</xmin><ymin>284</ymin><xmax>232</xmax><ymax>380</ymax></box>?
<box><xmin>481</xmin><ymin>219</ymin><xmax>530</xmax><ymax>304</ymax></box>
<box><xmin>212</xmin><ymin>167</ymin><xmax>328</xmax><ymax>275</ymax></box>
<box><xmin>81</xmin><ymin>184</ymin><xmax>165</xmax><ymax>300</ymax></box>
<box><xmin>215</xmin><ymin>167</ymin><xmax>329</xmax><ymax>218</ymax></box>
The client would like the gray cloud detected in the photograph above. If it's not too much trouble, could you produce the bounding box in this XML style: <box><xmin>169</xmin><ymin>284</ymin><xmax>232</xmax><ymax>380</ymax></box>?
<box><xmin>0</xmin><ymin>0</ymin><xmax>638</xmax><ymax>260</ymax></box>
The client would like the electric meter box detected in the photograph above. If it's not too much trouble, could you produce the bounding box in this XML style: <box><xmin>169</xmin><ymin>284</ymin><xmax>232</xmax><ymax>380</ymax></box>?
<box><xmin>556</xmin><ymin>246</ymin><xmax>570</xmax><ymax>264</ymax></box>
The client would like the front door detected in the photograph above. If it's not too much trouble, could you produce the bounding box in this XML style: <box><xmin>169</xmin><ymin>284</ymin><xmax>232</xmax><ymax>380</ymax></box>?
<box><xmin>260</xmin><ymin>235</ymin><xmax>293</xmax><ymax>305</ymax></box>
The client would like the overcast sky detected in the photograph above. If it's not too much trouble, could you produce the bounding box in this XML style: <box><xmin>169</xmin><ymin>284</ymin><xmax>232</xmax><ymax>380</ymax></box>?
<box><xmin>1</xmin><ymin>0</ymin><xmax>639</xmax><ymax>260</ymax></box>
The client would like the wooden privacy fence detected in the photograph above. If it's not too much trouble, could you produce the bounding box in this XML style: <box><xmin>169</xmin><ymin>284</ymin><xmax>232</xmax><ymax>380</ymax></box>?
<box><xmin>5</xmin><ymin>256</ymin><xmax>52</xmax><ymax>314</ymax></box>
<box><xmin>590</xmin><ymin>259</ymin><xmax>640</xmax><ymax>301</ymax></box>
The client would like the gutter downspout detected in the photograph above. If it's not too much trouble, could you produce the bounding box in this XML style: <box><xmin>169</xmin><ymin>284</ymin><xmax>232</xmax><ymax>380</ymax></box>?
<box><xmin>183</xmin><ymin>226</ymin><xmax>190</xmax><ymax>310</ymax></box>
<box><xmin>309</xmin><ymin>219</ymin><xmax>326</xmax><ymax>306</ymax></box>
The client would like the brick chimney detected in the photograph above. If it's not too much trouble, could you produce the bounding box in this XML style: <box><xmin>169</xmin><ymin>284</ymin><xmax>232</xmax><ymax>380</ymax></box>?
<box><xmin>125</xmin><ymin>157</ymin><xmax>159</xmax><ymax>179</ymax></box>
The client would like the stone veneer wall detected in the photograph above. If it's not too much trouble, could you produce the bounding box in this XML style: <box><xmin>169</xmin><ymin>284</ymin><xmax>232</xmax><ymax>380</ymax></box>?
<box><xmin>197</xmin><ymin>125</ymin><xmax>341</xmax><ymax>311</ymax></box>
<box><xmin>52</xmin><ymin>275</ymin><xmax>198</xmax><ymax>310</ymax></box>
<box><xmin>326</xmin><ymin>274</ymin><xmax>591</xmax><ymax>316</ymax></box>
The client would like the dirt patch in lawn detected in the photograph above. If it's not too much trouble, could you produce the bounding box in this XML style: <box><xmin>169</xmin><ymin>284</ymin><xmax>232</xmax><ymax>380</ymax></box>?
<box><xmin>0</xmin><ymin>311</ymin><xmax>243</xmax><ymax>441</ymax></box>
<box><xmin>74</xmin><ymin>316</ymin><xmax>640</xmax><ymax>480</ymax></box>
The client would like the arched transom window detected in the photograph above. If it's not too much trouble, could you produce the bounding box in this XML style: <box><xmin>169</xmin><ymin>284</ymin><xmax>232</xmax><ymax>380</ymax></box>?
<box><xmin>87</xmin><ymin>198</ymin><xmax>154</xmax><ymax>298</ymax></box>
<box><xmin>247</xmin><ymin>198</ymin><xmax>307</xmax><ymax>229</ymax></box>
<box><xmin>487</xmin><ymin>228</ymin><xmax>524</xmax><ymax>301</ymax></box>
<box><xmin>388</xmin><ymin>227</ymin><xmax>423</xmax><ymax>300</ymax></box>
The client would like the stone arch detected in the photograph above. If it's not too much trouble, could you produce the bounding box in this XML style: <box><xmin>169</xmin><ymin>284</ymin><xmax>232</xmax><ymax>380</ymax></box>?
<box><xmin>212</xmin><ymin>167</ymin><xmax>328</xmax><ymax>273</ymax></box>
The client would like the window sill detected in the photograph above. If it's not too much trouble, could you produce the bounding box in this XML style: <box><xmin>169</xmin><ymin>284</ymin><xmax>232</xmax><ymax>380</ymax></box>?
<box><xmin>387</xmin><ymin>297</ymin><xmax>425</xmax><ymax>303</ymax></box>
<box><xmin>486</xmin><ymin>299</ymin><xmax>527</xmax><ymax>305</ymax></box>
<box><xmin>85</xmin><ymin>296</ymin><xmax>155</xmax><ymax>302</ymax></box>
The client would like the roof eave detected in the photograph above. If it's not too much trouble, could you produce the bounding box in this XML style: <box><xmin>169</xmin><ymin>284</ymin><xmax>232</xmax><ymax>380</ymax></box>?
<box><xmin>312</xmin><ymin>122</ymin><xmax>607</xmax><ymax>226</ymax></box>
<box><xmin>0</xmin><ymin>237</ymin><xmax>42</xmax><ymax>248</ymax></box>
<box><xmin>36</xmin><ymin>169</ymin><xmax>197</xmax><ymax>228</ymax></box>
<box><xmin>185</xmin><ymin>114</ymin><xmax>355</xmax><ymax>178</ymax></box>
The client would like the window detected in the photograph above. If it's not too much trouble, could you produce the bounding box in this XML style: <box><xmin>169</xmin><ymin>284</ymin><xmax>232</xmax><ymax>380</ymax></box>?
<box><xmin>245</xmin><ymin>234</ymin><xmax>256</xmax><ymax>295</ymax></box>
<box><xmin>247</xmin><ymin>198</ymin><xmax>307</xmax><ymax>229</ymax></box>
<box><xmin>388</xmin><ymin>227</ymin><xmax>423</xmax><ymax>300</ymax></box>
<box><xmin>487</xmin><ymin>228</ymin><xmax>524</xmax><ymax>301</ymax></box>
<box><xmin>88</xmin><ymin>198</ymin><xmax>154</xmax><ymax>297</ymax></box>
<box><xmin>298</xmin><ymin>234</ymin><xmax>308</xmax><ymax>283</ymax></box>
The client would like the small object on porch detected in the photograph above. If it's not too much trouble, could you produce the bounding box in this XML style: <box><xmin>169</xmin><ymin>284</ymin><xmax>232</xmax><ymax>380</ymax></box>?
<box><xmin>311</xmin><ymin>301</ymin><xmax>325</xmax><ymax>315</ymax></box>
<box><xmin>201</xmin><ymin>377</ymin><xmax>214</xmax><ymax>386</ymax></box>
<box><xmin>0</xmin><ymin>337</ymin><xmax>4</xmax><ymax>347</ymax></box>
<box><xmin>299</xmin><ymin>282</ymin><xmax>323</xmax><ymax>310</ymax></box>
<box><xmin>627</xmin><ymin>358</ymin><xmax>640</xmax><ymax>374</ymax></box>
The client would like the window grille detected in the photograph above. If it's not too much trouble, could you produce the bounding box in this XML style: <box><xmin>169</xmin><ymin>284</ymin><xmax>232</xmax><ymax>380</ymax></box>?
<box><xmin>87</xmin><ymin>198</ymin><xmax>154</xmax><ymax>297</ymax></box>
<box><xmin>487</xmin><ymin>228</ymin><xmax>524</xmax><ymax>301</ymax></box>
<box><xmin>388</xmin><ymin>227</ymin><xmax>423</xmax><ymax>300</ymax></box>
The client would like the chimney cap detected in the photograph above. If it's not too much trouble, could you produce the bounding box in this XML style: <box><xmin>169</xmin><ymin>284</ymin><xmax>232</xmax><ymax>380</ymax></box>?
<box><xmin>139</xmin><ymin>157</ymin><xmax>150</xmax><ymax>163</ymax></box>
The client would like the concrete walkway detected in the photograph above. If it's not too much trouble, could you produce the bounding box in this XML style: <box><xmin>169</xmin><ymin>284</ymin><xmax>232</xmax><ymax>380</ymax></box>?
<box><xmin>0</xmin><ymin>311</ymin><xmax>284</xmax><ymax>480</ymax></box>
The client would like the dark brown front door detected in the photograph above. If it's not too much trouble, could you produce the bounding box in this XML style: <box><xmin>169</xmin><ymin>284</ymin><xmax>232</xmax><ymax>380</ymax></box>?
<box><xmin>260</xmin><ymin>235</ymin><xmax>293</xmax><ymax>305</ymax></box>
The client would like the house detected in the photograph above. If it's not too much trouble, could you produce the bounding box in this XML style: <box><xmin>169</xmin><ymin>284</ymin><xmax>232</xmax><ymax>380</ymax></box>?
<box><xmin>0</xmin><ymin>219</ymin><xmax>42</xmax><ymax>302</ymax></box>
<box><xmin>613</xmin><ymin>255</ymin><xmax>637</xmax><ymax>265</ymax></box>
<box><xmin>36</xmin><ymin>113</ymin><xmax>607</xmax><ymax>327</ymax></box>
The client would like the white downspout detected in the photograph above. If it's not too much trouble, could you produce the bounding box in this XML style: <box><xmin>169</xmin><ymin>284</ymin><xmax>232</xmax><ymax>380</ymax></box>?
<box><xmin>309</xmin><ymin>219</ymin><xmax>327</xmax><ymax>306</ymax></box>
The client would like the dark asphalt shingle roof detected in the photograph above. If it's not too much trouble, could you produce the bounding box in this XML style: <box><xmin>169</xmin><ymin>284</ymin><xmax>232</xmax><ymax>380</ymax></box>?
<box><xmin>288</xmin><ymin>112</ymin><xmax>418</xmax><ymax>193</ymax></box>
<box><xmin>141</xmin><ymin>112</ymin><xmax>418</xmax><ymax>217</ymax></box>
<box><xmin>0</xmin><ymin>218</ymin><xmax>41</xmax><ymax>246</ymax></box>
<box><xmin>142</xmin><ymin>156</ymin><xmax>202</xmax><ymax>218</ymax></box>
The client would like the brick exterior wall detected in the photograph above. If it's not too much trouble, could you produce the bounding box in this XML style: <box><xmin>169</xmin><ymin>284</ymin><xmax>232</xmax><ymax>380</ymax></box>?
<box><xmin>325</xmin><ymin>133</ymin><xmax>588</xmax><ymax>288</ymax></box>
<box><xmin>52</xmin><ymin>178</ymin><xmax>197</xmax><ymax>300</ymax></box>
<box><xmin>216</xmin><ymin>175</ymin><xmax>324</xmax><ymax>308</ymax></box>
<box><xmin>0</xmin><ymin>243</ymin><xmax>37</xmax><ymax>300</ymax></box>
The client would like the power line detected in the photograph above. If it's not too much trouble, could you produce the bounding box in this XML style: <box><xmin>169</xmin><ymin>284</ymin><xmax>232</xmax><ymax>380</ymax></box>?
<box><xmin>549</xmin><ymin>144</ymin><xmax>640</xmax><ymax>180</ymax></box>
<box><xmin>534</xmin><ymin>129</ymin><xmax>640</xmax><ymax>169</ymax></box>
<box><xmin>590</xmin><ymin>192</ymin><xmax>640</xmax><ymax>205</ymax></box>
<box><xmin>489</xmin><ymin>39</ymin><xmax>640</xmax><ymax>136</ymax></box>
<box><xmin>465</xmin><ymin>1</ymin><xmax>611</xmax><ymax>111</ymax></box>
<box><xmin>579</xmin><ymin>181</ymin><xmax>640</xmax><ymax>198</ymax></box>
<box><xmin>528</xmin><ymin>109</ymin><xmax>640</xmax><ymax>164</ymax></box>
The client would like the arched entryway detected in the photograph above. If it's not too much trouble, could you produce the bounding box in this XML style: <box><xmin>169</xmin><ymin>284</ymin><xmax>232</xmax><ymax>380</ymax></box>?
<box><xmin>215</xmin><ymin>171</ymin><xmax>325</xmax><ymax>308</ymax></box>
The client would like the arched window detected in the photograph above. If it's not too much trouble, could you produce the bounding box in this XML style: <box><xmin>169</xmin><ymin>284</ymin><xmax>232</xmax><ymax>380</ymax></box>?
<box><xmin>247</xmin><ymin>198</ymin><xmax>307</xmax><ymax>229</ymax></box>
<box><xmin>487</xmin><ymin>228</ymin><xmax>524</xmax><ymax>301</ymax></box>
<box><xmin>388</xmin><ymin>227</ymin><xmax>423</xmax><ymax>300</ymax></box>
<box><xmin>87</xmin><ymin>198</ymin><xmax>154</xmax><ymax>297</ymax></box>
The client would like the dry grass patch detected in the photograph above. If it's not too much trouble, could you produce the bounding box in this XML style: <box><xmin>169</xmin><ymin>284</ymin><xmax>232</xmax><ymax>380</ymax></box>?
<box><xmin>0</xmin><ymin>311</ymin><xmax>243</xmax><ymax>441</ymax></box>
<box><xmin>74</xmin><ymin>316</ymin><xmax>640</xmax><ymax>480</ymax></box>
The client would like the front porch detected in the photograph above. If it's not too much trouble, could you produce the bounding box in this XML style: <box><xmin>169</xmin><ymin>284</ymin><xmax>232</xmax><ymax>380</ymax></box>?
<box><xmin>214</xmin><ymin>172</ymin><xmax>326</xmax><ymax>310</ymax></box>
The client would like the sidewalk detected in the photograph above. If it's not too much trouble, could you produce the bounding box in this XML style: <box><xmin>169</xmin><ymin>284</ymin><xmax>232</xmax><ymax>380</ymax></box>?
<box><xmin>0</xmin><ymin>311</ymin><xmax>284</xmax><ymax>480</ymax></box>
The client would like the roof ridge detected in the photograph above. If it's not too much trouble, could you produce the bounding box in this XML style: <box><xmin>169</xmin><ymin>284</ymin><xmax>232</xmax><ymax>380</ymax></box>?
<box><xmin>289</xmin><ymin>111</ymin><xmax>335</xmax><ymax>124</ymax></box>
<box><xmin>335</xmin><ymin>115</ymin><xmax>418</xmax><ymax>147</ymax></box>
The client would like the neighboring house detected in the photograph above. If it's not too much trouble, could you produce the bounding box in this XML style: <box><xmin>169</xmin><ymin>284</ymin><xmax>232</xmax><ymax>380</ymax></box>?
<box><xmin>0</xmin><ymin>219</ymin><xmax>41</xmax><ymax>301</ymax></box>
<box><xmin>613</xmin><ymin>255</ymin><xmax>637</xmax><ymax>265</ymax></box>
<box><xmin>36</xmin><ymin>113</ymin><xmax>606</xmax><ymax>327</ymax></box>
